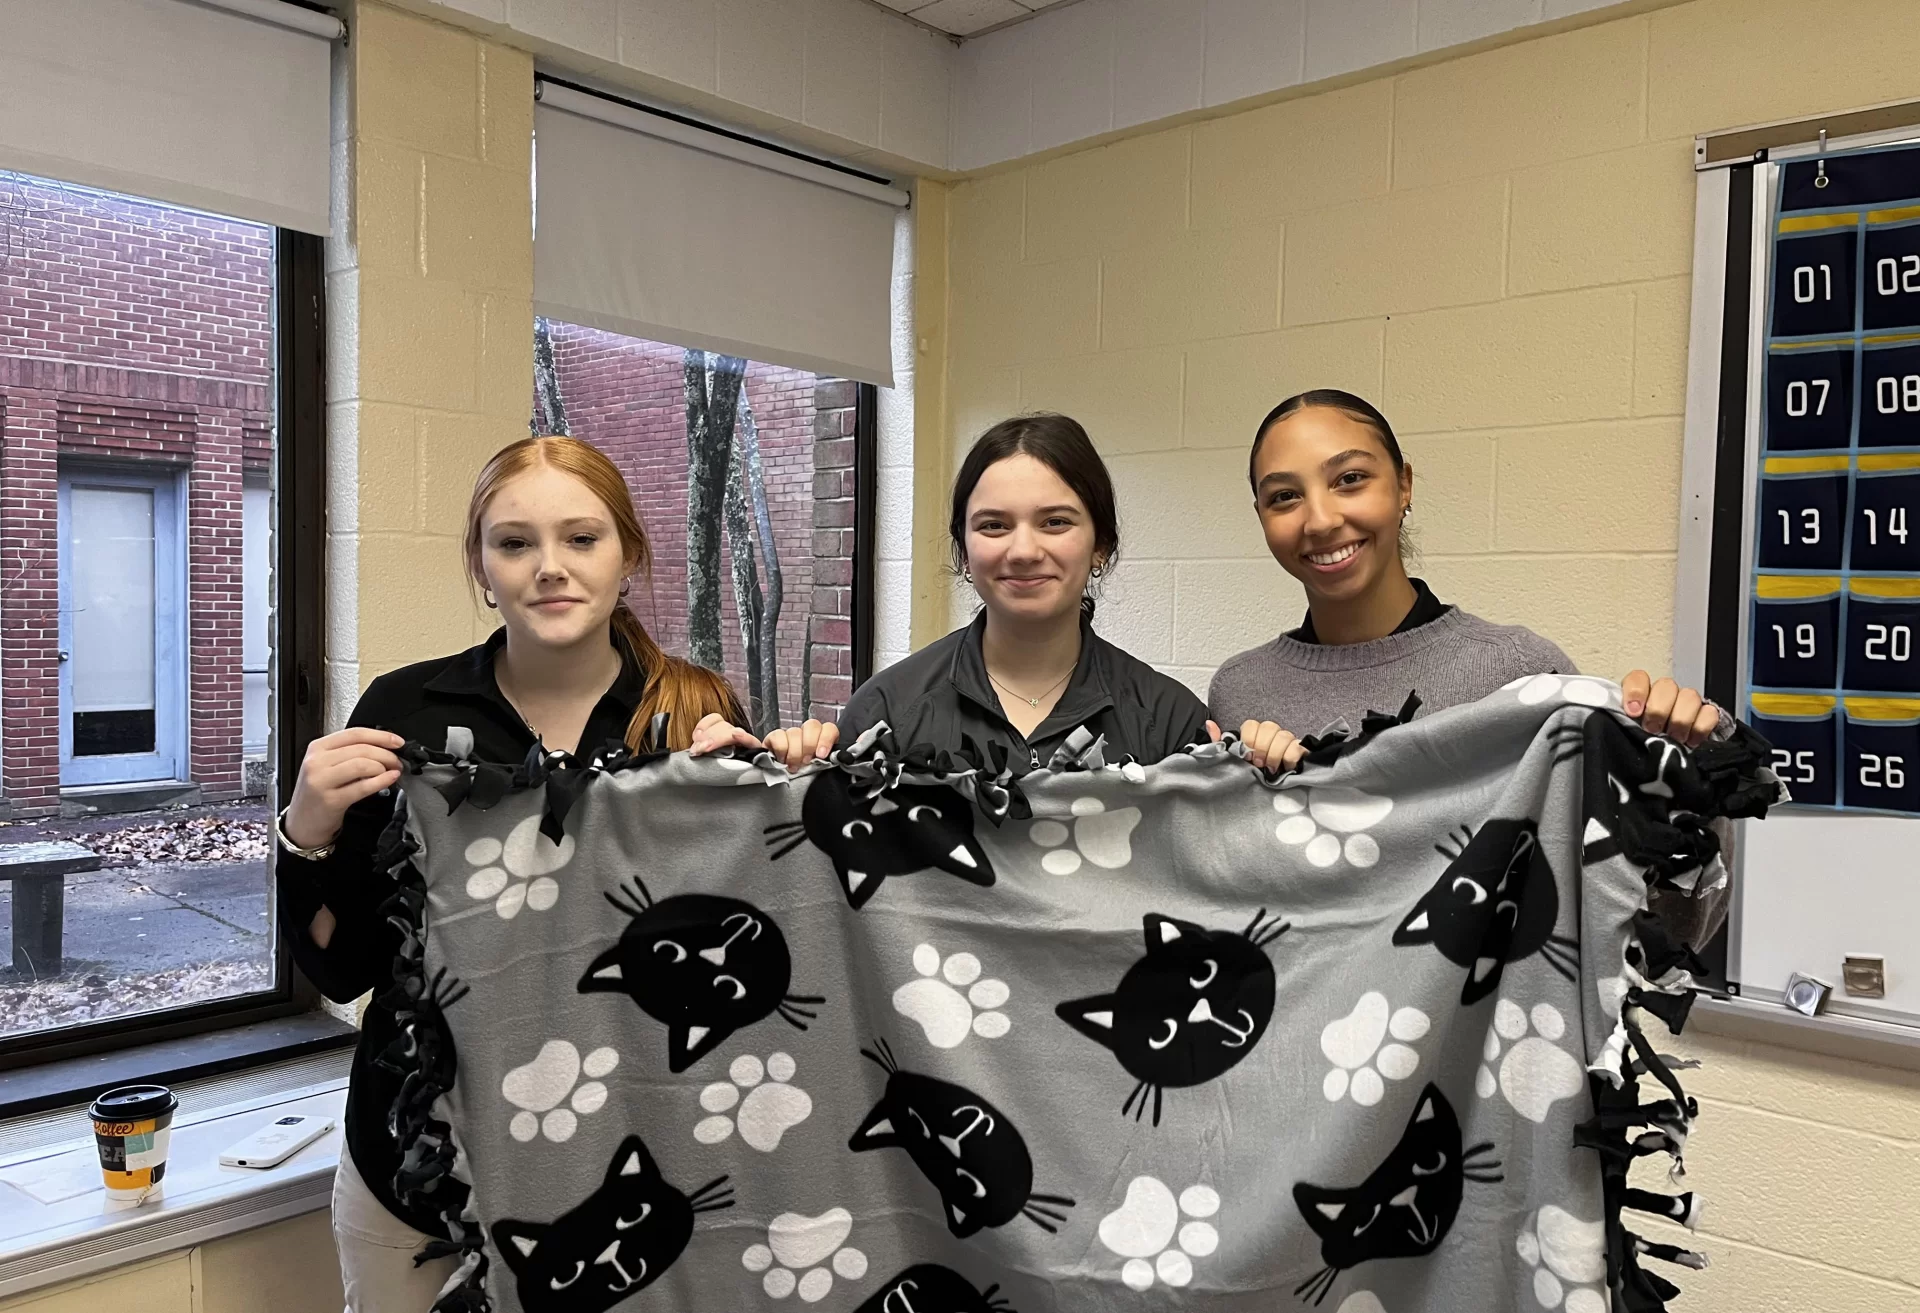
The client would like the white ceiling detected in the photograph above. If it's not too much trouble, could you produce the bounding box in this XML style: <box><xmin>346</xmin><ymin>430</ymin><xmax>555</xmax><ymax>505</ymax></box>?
<box><xmin>873</xmin><ymin>0</ymin><xmax>1083</xmax><ymax>39</ymax></box>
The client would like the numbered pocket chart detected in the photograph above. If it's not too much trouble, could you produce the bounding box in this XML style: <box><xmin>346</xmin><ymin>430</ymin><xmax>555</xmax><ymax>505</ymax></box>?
<box><xmin>1752</xmin><ymin>143</ymin><xmax>1920</xmax><ymax>816</ymax></box>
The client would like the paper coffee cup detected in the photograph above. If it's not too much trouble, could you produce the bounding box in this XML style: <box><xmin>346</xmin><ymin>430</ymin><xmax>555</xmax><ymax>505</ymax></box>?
<box><xmin>89</xmin><ymin>1084</ymin><xmax>177</xmax><ymax>1207</ymax></box>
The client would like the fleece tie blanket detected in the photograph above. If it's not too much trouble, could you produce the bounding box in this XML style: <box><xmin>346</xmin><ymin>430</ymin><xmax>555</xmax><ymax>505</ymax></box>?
<box><xmin>374</xmin><ymin>673</ymin><xmax>1779</xmax><ymax>1313</ymax></box>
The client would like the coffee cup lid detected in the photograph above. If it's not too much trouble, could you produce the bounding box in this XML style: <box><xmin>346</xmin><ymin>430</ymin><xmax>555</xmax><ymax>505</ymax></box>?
<box><xmin>90</xmin><ymin>1084</ymin><xmax>177</xmax><ymax>1123</ymax></box>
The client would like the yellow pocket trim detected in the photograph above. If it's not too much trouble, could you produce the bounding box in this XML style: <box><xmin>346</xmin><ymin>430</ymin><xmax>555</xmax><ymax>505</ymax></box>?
<box><xmin>1763</xmin><ymin>455</ymin><xmax>1849</xmax><ymax>474</ymax></box>
<box><xmin>1750</xmin><ymin>693</ymin><xmax>1836</xmax><ymax>717</ymax></box>
<box><xmin>1778</xmin><ymin>212</ymin><xmax>1860</xmax><ymax>233</ymax></box>
<box><xmin>1756</xmin><ymin>575</ymin><xmax>1841</xmax><ymax>599</ymax></box>
<box><xmin>1845</xmin><ymin>696</ymin><xmax>1920</xmax><ymax>722</ymax></box>
<box><xmin>1850</xmin><ymin>576</ymin><xmax>1920</xmax><ymax>598</ymax></box>
<box><xmin>1858</xmin><ymin>453</ymin><xmax>1920</xmax><ymax>472</ymax></box>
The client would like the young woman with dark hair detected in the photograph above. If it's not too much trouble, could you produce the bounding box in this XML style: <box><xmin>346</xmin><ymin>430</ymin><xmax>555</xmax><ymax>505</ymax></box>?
<box><xmin>694</xmin><ymin>413</ymin><xmax>1209</xmax><ymax>771</ymax></box>
<box><xmin>1209</xmin><ymin>389</ymin><xmax>1731</xmax><ymax>942</ymax></box>
<box><xmin>278</xmin><ymin>436</ymin><xmax>745</xmax><ymax>1311</ymax></box>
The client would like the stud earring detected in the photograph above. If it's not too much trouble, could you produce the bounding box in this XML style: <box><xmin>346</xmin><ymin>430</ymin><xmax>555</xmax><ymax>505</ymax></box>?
<box><xmin>1402</xmin><ymin>503</ymin><xmax>1413</xmax><ymax>520</ymax></box>
<box><xmin>483</xmin><ymin>589</ymin><xmax>498</xmax><ymax>609</ymax></box>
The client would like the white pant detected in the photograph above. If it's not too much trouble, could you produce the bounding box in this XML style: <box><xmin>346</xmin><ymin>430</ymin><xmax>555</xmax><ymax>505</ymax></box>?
<box><xmin>331</xmin><ymin>1152</ymin><xmax>459</xmax><ymax>1313</ymax></box>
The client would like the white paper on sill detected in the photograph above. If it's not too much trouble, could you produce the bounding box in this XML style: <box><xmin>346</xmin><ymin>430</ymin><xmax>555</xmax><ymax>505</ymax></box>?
<box><xmin>0</xmin><ymin>1154</ymin><xmax>102</xmax><ymax>1206</ymax></box>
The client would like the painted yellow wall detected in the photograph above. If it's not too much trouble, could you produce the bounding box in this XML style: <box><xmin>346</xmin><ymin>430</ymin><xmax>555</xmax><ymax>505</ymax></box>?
<box><xmin>937</xmin><ymin>0</ymin><xmax>1920</xmax><ymax>1307</ymax></box>
<box><xmin>330</xmin><ymin>0</ymin><xmax>535</xmax><ymax>706</ymax></box>
<box><xmin>0</xmin><ymin>1211</ymin><xmax>344</xmax><ymax>1313</ymax></box>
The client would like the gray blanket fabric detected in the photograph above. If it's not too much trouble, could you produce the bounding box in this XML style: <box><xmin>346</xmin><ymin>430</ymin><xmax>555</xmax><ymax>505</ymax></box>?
<box><xmin>374</xmin><ymin>675</ymin><xmax>1779</xmax><ymax>1313</ymax></box>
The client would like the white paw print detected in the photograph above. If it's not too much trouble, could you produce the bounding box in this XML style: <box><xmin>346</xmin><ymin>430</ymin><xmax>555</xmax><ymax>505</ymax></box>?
<box><xmin>1097</xmin><ymin>1176</ymin><xmax>1221</xmax><ymax>1291</ymax></box>
<box><xmin>893</xmin><ymin>944</ymin><xmax>1011</xmax><ymax>1048</ymax></box>
<box><xmin>1477</xmin><ymin>999</ymin><xmax>1587</xmax><ymax>1124</ymax></box>
<box><xmin>1320</xmin><ymin>992</ymin><xmax>1430</xmax><ymax>1105</ymax></box>
<box><xmin>1503</xmin><ymin>673</ymin><xmax>1619</xmax><ymax>709</ymax></box>
<box><xmin>1271</xmin><ymin>786</ymin><xmax>1392</xmax><ymax>869</ymax></box>
<box><xmin>463</xmin><ymin>813</ymin><xmax>572</xmax><ymax>918</ymax></box>
<box><xmin>1028</xmin><ymin>797</ymin><xmax>1141</xmax><ymax>874</ymax></box>
<box><xmin>1518</xmin><ymin>1206</ymin><xmax>1608</xmax><ymax>1313</ymax></box>
<box><xmin>502</xmin><ymin>1040</ymin><xmax>618</xmax><ymax>1143</ymax></box>
<box><xmin>742</xmin><ymin>1208</ymin><xmax>868</xmax><ymax>1302</ymax></box>
<box><xmin>695</xmin><ymin>1052</ymin><xmax>813</xmax><ymax>1152</ymax></box>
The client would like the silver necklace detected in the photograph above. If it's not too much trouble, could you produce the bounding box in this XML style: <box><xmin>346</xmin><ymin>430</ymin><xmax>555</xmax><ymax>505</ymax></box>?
<box><xmin>987</xmin><ymin>665</ymin><xmax>1074</xmax><ymax>709</ymax></box>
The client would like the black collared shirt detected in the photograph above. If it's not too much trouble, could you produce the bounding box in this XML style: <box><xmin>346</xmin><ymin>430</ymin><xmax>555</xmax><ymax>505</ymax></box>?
<box><xmin>1289</xmin><ymin>576</ymin><xmax>1453</xmax><ymax>644</ymax></box>
<box><xmin>840</xmin><ymin>610</ymin><xmax>1210</xmax><ymax>772</ymax></box>
<box><xmin>275</xmin><ymin>629</ymin><xmax>643</xmax><ymax>1236</ymax></box>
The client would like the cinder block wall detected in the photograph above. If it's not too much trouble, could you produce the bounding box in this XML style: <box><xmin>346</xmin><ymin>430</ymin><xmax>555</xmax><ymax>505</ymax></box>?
<box><xmin>327</xmin><ymin>1</ymin><xmax>535</xmax><ymax>712</ymax></box>
<box><xmin>937</xmin><ymin>1</ymin><xmax>1920</xmax><ymax>1308</ymax></box>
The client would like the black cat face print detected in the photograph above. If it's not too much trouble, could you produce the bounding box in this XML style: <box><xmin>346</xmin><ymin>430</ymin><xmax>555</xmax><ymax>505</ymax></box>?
<box><xmin>1393</xmin><ymin>820</ymin><xmax>1578</xmax><ymax>1005</ymax></box>
<box><xmin>1056</xmin><ymin>911</ymin><xmax>1288</xmax><ymax>1125</ymax></box>
<box><xmin>1291</xmin><ymin>1084</ymin><xmax>1503</xmax><ymax>1306</ymax></box>
<box><xmin>854</xmin><ymin>1264</ymin><xmax>1017</xmax><ymax>1313</ymax></box>
<box><xmin>578</xmin><ymin>879</ymin><xmax>822</xmax><ymax>1072</ymax></box>
<box><xmin>491</xmin><ymin>1134</ymin><xmax>733</xmax><ymax>1313</ymax></box>
<box><xmin>765</xmin><ymin>772</ymin><xmax>995</xmax><ymax>909</ymax></box>
<box><xmin>849</xmin><ymin>1040</ymin><xmax>1073</xmax><ymax>1238</ymax></box>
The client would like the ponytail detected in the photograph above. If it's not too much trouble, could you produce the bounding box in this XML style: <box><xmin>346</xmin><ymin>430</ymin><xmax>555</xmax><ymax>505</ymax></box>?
<box><xmin>609</xmin><ymin>604</ymin><xmax>745</xmax><ymax>751</ymax></box>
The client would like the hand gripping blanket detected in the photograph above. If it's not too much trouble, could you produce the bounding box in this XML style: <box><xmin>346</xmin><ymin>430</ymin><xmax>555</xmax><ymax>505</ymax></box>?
<box><xmin>374</xmin><ymin>674</ymin><xmax>1779</xmax><ymax>1313</ymax></box>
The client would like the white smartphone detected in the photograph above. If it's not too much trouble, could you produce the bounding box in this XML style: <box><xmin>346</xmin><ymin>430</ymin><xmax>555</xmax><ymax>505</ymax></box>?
<box><xmin>218</xmin><ymin>1114</ymin><xmax>336</xmax><ymax>1169</ymax></box>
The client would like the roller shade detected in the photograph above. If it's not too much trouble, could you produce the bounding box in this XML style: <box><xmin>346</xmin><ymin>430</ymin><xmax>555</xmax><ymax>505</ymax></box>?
<box><xmin>0</xmin><ymin>0</ymin><xmax>338</xmax><ymax>234</ymax></box>
<box><xmin>533</xmin><ymin>81</ymin><xmax>907</xmax><ymax>386</ymax></box>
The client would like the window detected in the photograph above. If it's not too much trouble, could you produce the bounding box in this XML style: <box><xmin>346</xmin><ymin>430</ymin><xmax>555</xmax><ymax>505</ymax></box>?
<box><xmin>530</xmin><ymin>319</ymin><xmax>874</xmax><ymax>731</ymax></box>
<box><xmin>0</xmin><ymin>171</ymin><xmax>324</xmax><ymax>1060</ymax></box>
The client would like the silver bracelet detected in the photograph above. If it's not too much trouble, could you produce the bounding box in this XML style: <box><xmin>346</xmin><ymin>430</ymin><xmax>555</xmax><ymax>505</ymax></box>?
<box><xmin>275</xmin><ymin>807</ymin><xmax>338</xmax><ymax>861</ymax></box>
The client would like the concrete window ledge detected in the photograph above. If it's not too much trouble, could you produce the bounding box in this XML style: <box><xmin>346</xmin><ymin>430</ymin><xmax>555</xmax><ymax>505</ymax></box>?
<box><xmin>0</xmin><ymin>1058</ymin><xmax>347</xmax><ymax>1300</ymax></box>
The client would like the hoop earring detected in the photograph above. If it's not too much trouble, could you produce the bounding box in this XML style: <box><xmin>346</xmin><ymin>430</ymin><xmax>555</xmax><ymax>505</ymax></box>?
<box><xmin>483</xmin><ymin>589</ymin><xmax>498</xmax><ymax>610</ymax></box>
<box><xmin>619</xmin><ymin>578</ymin><xmax>632</xmax><ymax>597</ymax></box>
<box><xmin>1089</xmin><ymin>562</ymin><xmax>1105</xmax><ymax>580</ymax></box>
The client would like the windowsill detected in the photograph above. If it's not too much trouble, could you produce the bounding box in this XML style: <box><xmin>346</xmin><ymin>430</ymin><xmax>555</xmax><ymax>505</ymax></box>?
<box><xmin>0</xmin><ymin>1053</ymin><xmax>348</xmax><ymax>1299</ymax></box>
<box><xmin>0</xmin><ymin>1011</ymin><xmax>357</xmax><ymax>1120</ymax></box>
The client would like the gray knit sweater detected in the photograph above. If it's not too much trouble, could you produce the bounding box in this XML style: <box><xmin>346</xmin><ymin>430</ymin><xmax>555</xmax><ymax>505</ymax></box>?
<box><xmin>1207</xmin><ymin>606</ymin><xmax>1731</xmax><ymax>948</ymax></box>
<box><xmin>1208</xmin><ymin>605</ymin><xmax>1575</xmax><ymax>736</ymax></box>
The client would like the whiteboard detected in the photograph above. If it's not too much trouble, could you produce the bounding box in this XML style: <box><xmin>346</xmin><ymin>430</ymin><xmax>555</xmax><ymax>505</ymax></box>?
<box><xmin>1677</xmin><ymin>114</ymin><xmax>1920</xmax><ymax>1032</ymax></box>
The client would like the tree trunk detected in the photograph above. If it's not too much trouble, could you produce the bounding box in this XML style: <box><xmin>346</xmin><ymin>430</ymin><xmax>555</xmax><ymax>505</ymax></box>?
<box><xmin>532</xmin><ymin>317</ymin><xmax>569</xmax><ymax>435</ymax></box>
<box><xmin>684</xmin><ymin>350</ymin><xmax>746</xmax><ymax>672</ymax></box>
<box><xmin>723</xmin><ymin>433</ymin><xmax>768</xmax><ymax>730</ymax></box>
<box><xmin>737</xmin><ymin>391</ymin><xmax>784</xmax><ymax>726</ymax></box>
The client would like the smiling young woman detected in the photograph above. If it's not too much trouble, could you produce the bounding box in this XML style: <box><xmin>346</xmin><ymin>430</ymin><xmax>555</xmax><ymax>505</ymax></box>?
<box><xmin>275</xmin><ymin>435</ymin><xmax>744</xmax><ymax>1313</ymax></box>
<box><xmin>1207</xmin><ymin>390</ymin><xmax>1732</xmax><ymax>943</ymax></box>
<box><xmin>699</xmin><ymin>413</ymin><xmax>1209</xmax><ymax>773</ymax></box>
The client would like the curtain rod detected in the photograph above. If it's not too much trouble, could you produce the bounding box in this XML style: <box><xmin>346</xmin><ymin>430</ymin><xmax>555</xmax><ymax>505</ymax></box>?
<box><xmin>177</xmin><ymin>0</ymin><xmax>344</xmax><ymax>40</ymax></box>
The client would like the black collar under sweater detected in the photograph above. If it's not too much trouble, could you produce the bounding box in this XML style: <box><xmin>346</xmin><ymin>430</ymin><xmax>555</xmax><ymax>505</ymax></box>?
<box><xmin>1290</xmin><ymin>577</ymin><xmax>1452</xmax><ymax>644</ymax></box>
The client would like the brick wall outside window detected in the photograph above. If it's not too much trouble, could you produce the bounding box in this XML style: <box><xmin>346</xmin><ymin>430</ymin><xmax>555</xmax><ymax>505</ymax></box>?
<box><xmin>544</xmin><ymin>325</ymin><xmax>862</xmax><ymax>728</ymax></box>
<box><xmin>0</xmin><ymin>172</ymin><xmax>271</xmax><ymax>814</ymax></box>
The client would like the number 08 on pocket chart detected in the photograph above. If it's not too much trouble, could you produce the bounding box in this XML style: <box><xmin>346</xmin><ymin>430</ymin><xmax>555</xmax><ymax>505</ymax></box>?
<box><xmin>1750</xmin><ymin>142</ymin><xmax>1920</xmax><ymax>816</ymax></box>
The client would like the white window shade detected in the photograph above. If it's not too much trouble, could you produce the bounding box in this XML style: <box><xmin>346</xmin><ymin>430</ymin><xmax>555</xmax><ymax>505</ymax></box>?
<box><xmin>534</xmin><ymin>82</ymin><xmax>908</xmax><ymax>387</ymax></box>
<box><xmin>0</xmin><ymin>0</ymin><xmax>338</xmax><ymax>234</ymax></box>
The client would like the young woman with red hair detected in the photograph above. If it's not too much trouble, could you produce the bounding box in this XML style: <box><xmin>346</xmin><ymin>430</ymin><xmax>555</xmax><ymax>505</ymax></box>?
<box><xmin>275</xmin><ymin>436</ymin><xmax>743</xmax><ymax>1311</ymax></box>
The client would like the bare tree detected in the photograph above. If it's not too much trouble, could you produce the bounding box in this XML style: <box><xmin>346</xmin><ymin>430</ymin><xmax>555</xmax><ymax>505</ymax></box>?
<box><xmin>723</xmin><ymin>391</ymin><xmax>783</xmax><ymax>730</ymax></box>
<box><xmin>532</xmin><ymin>317</ymin><xmax>569</xmax><ymax>436</ymax></box>
<box><xmin>684</xmin><ymin>349</ymin><xmax>746</xmax><ymax>672</ymax></box>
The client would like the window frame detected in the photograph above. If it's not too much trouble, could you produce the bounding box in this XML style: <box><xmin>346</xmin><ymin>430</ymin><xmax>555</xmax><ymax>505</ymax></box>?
<box><xmin>851</xmin><ymin>381</ymin><xmax>878</xmax><ymax>690</ymax></box>
<box><xmin>0</xmin><ymin>227</ymin><xmax>338</xmax><ymax>1082</ymax></box>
